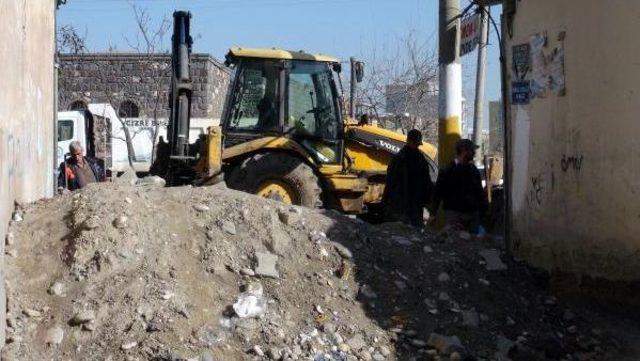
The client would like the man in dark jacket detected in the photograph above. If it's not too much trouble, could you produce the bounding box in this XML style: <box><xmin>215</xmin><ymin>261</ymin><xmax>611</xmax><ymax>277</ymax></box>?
<box><xmin>432</xmin><ymin>139</ymin><xmax>487</xmax><ymax>232</ymax></box>
<box><xmin>58</xmin><ymin>141</ymin><xmax>105</xmax><ymax>191</ymax></box>
<box><xmin>383</xmin><ymin>129</ymin><xmax>433</xmax><ymax>227</ymax></box>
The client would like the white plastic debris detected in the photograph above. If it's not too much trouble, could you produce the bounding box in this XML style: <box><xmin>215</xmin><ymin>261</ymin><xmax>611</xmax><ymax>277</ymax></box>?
<box><xmin>232</xmin><ymin>283</ymin><xmax>267</xmax><ymax>318</ymax></box>
<box><xmin>11</xmin><ymin>211</ymin><xmax>23</xmax><ymax>222</ymax></box>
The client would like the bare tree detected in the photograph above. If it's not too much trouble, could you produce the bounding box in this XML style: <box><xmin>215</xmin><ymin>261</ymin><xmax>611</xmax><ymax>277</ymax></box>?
<box><xmin>103</xmin><ymin>3</ymin><xmax>171</xmax><ymax>167</ymax></box>
<box><xmin>57</xmin><ymin>25</ymin><xmax>88</xmax><ymax>54</ymax></box>
<box><xmin>128</xmin><ymin>3</ymin><xmax>171</xmax><ymax>164</ymax></box>
<box><xmin>356</xmin><ymin>31</ymin><xmax>439</xmax><ymax>138</ymax></box>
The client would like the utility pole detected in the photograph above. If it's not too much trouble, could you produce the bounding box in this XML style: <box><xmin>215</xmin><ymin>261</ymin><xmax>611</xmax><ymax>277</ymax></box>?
<box><xmin>472</xmin><ymin>6</ymin><xmax>489</xmax><ymax>164</ymax></box>
<box><xmin>438</xmin><ymin>0</ymin><xmax>462</xmax><ymax>166</ymax></box>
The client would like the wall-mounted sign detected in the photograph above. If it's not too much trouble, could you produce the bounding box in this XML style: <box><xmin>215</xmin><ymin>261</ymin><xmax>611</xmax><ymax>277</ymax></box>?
<box><xmin>460</xmin><ymin>14</ymin><xmax>481</xmax><ymax>56</ymax></box>
<box><xmin>512</xmin><ymin>43</ymin><xmax>530</xmax><ymax>80</ymax></box>
<box><xmin>512</xmin><ymin>80</ymin><xmax>530</xmax><ymax>105</ymax></box>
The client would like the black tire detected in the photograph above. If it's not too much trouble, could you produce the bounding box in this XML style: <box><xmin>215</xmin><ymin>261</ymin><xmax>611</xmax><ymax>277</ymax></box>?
<box><xmin>226</xmin><ymin>152</ymin><xmax>323</xmax><ymax>208</ymax></box>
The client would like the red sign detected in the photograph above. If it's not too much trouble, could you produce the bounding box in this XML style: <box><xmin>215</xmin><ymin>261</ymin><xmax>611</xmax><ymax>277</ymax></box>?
<box><xmin>460</xmin><ymin>14</ymin><xmax>481</xmax><ymax>56</ymax></box>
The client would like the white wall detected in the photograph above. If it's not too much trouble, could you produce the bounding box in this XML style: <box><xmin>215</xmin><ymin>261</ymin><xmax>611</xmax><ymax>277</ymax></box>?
<box><xmin>505</xmin><ymin>0</ymin><xmax>640</xmax><ymax>282</ymax></box>
<box><xmin>0</xmin><ymin>0</ymin><xmax>56</xmax><ymax>347</ymax></box>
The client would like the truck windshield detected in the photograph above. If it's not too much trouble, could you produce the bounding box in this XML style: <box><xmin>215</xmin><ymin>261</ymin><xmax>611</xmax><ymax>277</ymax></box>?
<box><xmin>286</xmin><ymin>60</ymin><xmax>342</xmax><ymax>163</ymax></box>
<box><xmin>58</xmin><ymin>120</ymin><xmax>74</xmax><ymax>141</ymax></box>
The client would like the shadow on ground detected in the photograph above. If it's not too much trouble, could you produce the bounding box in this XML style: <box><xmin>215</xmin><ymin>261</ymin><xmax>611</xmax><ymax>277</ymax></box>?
<box><xmin>321</xmin><ymin>212</ymin><xmax>637</xmax><ymax>360</ymax></box>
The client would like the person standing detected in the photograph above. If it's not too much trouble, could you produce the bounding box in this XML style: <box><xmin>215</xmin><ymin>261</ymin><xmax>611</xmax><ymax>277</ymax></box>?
<box><xmin>432</xmin><ymin>139</ymin><xmax>487</xmax><ymax>232</ymax></box>
<box><xmin>58</xmin><ymin>141</ymin><xmax>105</xmax><ymax>191</ymax></box>
<box><xmin>383</xmin><ymin>129</ymin><xmax>433</xmax><ymax>227</ymax></box>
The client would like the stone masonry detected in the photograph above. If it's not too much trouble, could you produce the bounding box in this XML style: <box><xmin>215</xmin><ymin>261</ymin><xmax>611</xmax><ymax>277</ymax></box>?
<box><xmin>58</xmin><ymin>53</ymin><xmax>232</xmax><ymax>120</ymax></box>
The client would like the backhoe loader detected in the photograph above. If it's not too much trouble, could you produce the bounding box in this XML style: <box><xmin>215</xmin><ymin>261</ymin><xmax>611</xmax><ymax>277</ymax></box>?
<box><xmin>152</xmin><ymin>11</ymin><xmax>438</xmax><ymax>214</ymax></box>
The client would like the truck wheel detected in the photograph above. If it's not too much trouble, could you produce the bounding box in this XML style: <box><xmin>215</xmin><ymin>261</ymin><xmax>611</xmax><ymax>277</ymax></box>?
<box><xmin>226</xmin><ymin>153</ymin><xmax>323</xmax><ymax>208</ymax></box>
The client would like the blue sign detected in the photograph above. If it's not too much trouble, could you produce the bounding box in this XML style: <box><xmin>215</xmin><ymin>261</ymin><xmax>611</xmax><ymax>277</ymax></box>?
<box><xmin>512</xmin><ymin>81</ymin><xmax>530</xmax><ymax>105</ymax></box>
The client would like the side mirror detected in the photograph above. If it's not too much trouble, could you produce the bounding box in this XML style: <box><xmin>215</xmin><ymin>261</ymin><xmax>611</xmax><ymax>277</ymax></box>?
<box><xmin>332</xmin><ymin>63</ymin><xmax>342</xmax><ymax>73</ymax></box>
<box><xmin>355</xmin><ymin>61</ymin><xmax>365</xmax><ymax>83</ymax></box>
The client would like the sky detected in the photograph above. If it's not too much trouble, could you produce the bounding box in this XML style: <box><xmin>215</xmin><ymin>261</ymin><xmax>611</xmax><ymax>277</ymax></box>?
<box><xmin>57</xmin><ymin>0</ymin><xmax>502</xmax><ymax>131</ymax></box>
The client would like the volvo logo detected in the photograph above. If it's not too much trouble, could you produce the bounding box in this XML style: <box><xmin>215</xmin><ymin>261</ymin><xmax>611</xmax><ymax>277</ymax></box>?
<box><xmin>377</xmin><ymin>139</ymin><xmax>401</xmax><ymax>154</ymax></box>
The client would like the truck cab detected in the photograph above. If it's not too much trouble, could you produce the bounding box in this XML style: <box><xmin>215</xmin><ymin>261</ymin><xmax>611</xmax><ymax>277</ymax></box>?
<box><xmin>57</xmin><ymin>110</ymin><xmax>90</xmax><ymax>168</ymax></box>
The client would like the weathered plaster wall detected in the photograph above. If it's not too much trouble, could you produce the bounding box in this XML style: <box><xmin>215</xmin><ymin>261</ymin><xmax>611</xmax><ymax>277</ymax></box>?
<box><xmin>0</xmin><ymin>0</ymin><xmax>56</xmax><ymax>346</ymax></box>
<box><xmin>505</xmin><ymin>0</ymin><xmax>640</xmax><ymax>281</ymax></box>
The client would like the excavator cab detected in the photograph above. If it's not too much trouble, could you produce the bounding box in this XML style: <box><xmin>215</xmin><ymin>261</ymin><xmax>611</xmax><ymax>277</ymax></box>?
<box><xmin>222</xmin><ymin>49</ymin><xmax>345</xmax><ymax>166</ymax></box>
<box><xmin>216</xmin><ymin>48</ymin><xmax>373</xmax><ymax>211</ymax></box>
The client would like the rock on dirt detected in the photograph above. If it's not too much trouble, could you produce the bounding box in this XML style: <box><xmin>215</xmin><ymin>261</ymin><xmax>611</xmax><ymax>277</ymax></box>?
<box><xmin>43</xmin><ymin>325</ymin><xmax>64</xmax><ymax>345</ymax></box>
<box><xmin>70</xmin><ymin>310</ymin><xmax>95</xmax><ymax>326</ymax></box>
<box><xmin>253</xmin><ymin>252</ymin><xmax>280</xmax><ymax>279</ymax></box>
<box><xmin>48</xmin><ymin>281</ymin><xmax>65</xmax><ymax>296</ymax></box>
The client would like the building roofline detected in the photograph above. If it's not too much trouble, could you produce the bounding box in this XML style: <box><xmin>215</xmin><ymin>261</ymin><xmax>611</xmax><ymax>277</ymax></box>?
<box><xmin>58</xmin><ymin>52</ymin><xmax>230</xmax><ymax>73</ymax></box>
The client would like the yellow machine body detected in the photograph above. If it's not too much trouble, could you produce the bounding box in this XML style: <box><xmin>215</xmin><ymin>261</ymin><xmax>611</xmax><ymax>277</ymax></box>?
<box><xmin>345</xmin><ymin>124</ymin><xmax>437</xmax><ymax>172</ymax></box>
<box><xmin>197</xmin><ymin>47</ymin><xmax>438</xmax><ymax>214</ymax></box>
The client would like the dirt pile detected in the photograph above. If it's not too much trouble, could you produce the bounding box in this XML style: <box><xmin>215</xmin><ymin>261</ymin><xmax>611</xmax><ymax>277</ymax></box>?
<box><xmin>3</xmin><ymin>181</ymin><xmax>630</xmax><ymax>361</ymax></box>
<box><xmin>3</xmin><ymin>182</ymin><xmax>394</xmax><ymax>361</ymax></box>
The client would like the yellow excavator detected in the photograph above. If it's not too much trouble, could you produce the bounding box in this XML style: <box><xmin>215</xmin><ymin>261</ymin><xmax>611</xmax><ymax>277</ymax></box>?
<box><xmin>152</xmin><ymin>11</ymin><xmax>437</xmax><ymax>215</ymax></box>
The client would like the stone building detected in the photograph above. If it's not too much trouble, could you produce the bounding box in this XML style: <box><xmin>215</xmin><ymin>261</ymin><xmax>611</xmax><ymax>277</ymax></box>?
<box><xmin>58</xmin><ymin>53</ymin><xmax>231</xmax><ymax>122</ymax></box>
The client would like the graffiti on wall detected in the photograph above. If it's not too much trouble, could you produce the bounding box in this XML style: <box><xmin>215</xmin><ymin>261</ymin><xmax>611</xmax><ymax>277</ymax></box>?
<box><xmin>527</xmin><ymin>174</ymin><xmax>545</xmax><ymax>207</ymax></box>
<box><xmin>561</xmin><ymin>154</ymin><xmax>584</xmax><ymax>172</ymax></box>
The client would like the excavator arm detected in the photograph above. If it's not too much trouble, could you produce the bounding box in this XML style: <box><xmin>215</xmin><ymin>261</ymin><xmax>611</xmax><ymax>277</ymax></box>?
<box><xmin>151</xmin><ymin>10</ymin><xmax>224</xmax><ymax>186</ymax></box>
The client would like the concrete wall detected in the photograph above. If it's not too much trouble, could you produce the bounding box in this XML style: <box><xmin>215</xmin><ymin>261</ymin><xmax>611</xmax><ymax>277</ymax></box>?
<box><xmin>504</xmin><ymin>0</ymin><xmax>640</xmax><ymax>282</ymax></box>
<box><xmin>0</xmin><ymin>0</ymin><xmax>56</xmax><ymax>346</ymax></box>
<box><xmin>59</xmin><ymin>53</ymin><xmax>231</xmax><ymax>120</ymax></box>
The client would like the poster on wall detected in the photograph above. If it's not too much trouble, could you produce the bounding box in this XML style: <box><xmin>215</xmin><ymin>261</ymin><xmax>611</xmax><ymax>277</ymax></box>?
<box><xmin>549</xmin><ymin>44</ymin><xmax>565</xmax><ymax>95</ymax></box>
<box><xmin>530</xmin><ymin>33</ymin><xmax>548</xmax><ymax>98</ymax></box>
<box><xmin>512</xmin><ymin>43</ymin><xmax>530</xmax><ymax>80</ymax></box>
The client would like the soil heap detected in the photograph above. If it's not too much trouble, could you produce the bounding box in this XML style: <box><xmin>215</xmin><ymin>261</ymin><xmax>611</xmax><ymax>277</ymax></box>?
<box><xmin>3</xmin><ymin>181</ymin><xmax>628</xmax><ymax>360</ymax></box>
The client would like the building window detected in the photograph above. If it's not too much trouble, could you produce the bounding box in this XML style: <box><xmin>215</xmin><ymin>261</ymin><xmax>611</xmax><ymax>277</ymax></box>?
<box><xmin>118</xmin><ymin>100</ymin><xmax>140</xmax><ymax>118</ymax></box>
<box><xmin>69</xmin><ymin>100</ymin><xmax>87</xmax><ymax>110</ymax></box>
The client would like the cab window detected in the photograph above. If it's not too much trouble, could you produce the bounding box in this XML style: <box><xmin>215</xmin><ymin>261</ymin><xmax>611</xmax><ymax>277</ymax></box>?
<box><xmin>58</xmin><ymin>120</ymin><xmax>74</xmax><ymax>141</ymax></box>
<box><xmin>287</xmin><ymin>61</ymin><xmax>341</xmax><ymax>163</ymax></box>
<box><xmin>227</xmin><ymin>59</ymin><xmax>280</xmax><ymax>132</ymax></box>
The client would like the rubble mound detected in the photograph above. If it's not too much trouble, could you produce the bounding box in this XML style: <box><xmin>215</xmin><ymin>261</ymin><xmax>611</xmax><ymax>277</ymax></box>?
<box><xmin>3</xmin><ymin>182</ymin><xmax>626</xmax><ymax>360</ymax></box>
<box><xmin>4</xmin><ymin>183</ymin><xmax>393</xmax><ymax>360</ymax></box>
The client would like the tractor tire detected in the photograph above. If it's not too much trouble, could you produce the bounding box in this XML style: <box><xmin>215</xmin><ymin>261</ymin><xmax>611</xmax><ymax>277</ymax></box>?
<box><xmin>226</xmin><ymin>153</ymin><xmax>323</xmax><ymax>208</ymax></box>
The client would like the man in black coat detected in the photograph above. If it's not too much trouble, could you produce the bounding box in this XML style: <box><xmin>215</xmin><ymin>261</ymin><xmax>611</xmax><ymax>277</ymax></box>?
<box><xmin>432</xmin><ymin>139</ymin><xmax>487</xmax><ymax>232</ymax></box>
<box><xmin>383</xmin><ymin>129</ymin><xmax>433</xmax><ymax>227</ymax></box>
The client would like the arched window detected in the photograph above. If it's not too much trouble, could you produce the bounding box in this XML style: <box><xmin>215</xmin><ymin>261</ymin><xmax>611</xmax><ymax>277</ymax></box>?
<box><xmin>69</xmin><ymin>100</ymin><xmax>87</xmax><ymax>110</ymax></box>
<box><xmin>118</xmin><ymin>100</ymin><xmax>140</xmax><ymax>118</ymax></box>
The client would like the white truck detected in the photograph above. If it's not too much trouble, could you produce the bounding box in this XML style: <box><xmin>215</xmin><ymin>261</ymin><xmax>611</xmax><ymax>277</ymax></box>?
<box><xmin>57</xmin><ymin>103</ymin><xmax>216</xmax><ymax>176</ymax></box>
